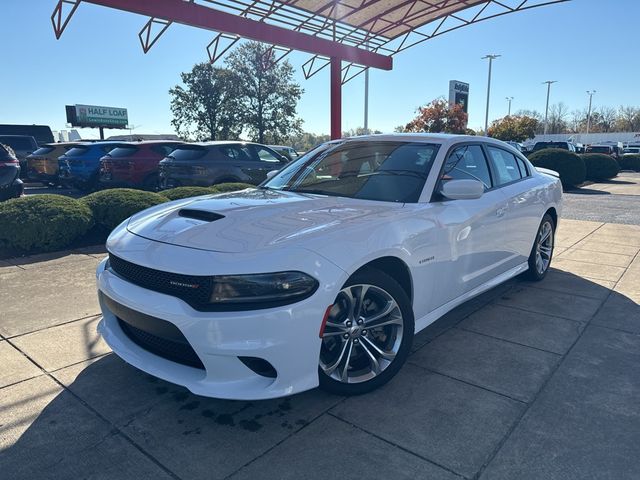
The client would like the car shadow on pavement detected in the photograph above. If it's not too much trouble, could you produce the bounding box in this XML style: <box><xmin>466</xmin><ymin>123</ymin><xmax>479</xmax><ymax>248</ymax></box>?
<box><xmin>565</xmin><ymin>187</ymin><xmax>611</xmax><ymax>195</ymax></box>
<box><xmin>2</xmin><ymin>271</ymin><xmax>640</xmax><ymax>480</ymax></box>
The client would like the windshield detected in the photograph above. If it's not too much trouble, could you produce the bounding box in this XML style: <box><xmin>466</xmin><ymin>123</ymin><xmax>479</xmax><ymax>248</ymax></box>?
<box><xmin>588</xmin><ymin>146</ymin><xmax>611</xmax><ymax>153</ymax></box>
<box><xmin>264</xmin><ymin>141</ymin><xmax>440</xmax><ymax>203</ymax></box>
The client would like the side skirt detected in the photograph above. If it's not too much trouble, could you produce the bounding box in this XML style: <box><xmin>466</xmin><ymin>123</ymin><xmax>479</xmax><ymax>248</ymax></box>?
<box><xmin>414</xmin><ymin>262</ymin><xmax>529</xmax><ymax>333</ymax></box>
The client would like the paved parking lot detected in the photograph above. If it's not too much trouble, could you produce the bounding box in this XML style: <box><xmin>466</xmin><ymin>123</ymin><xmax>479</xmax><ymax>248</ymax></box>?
<box><xmin>1</xmin><ymin>219</ymin><xmax>639</xmax><ymax>479</ymax></box>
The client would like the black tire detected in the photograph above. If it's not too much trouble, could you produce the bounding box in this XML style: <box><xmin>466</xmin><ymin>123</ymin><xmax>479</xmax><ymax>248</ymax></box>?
<box><xmin>525</xmin><ymin>213</ymin><xmax>555</xmax><ymax>281</ymax></box>
<box><xmin>142</xmin><ymin>173</ymin><xmax>159</xmax><ymax>192</ymax></box>
<box><xmin>318</xmin><ymin>267</ymin><xmax>414</xmax><ymax>396</ymax></box>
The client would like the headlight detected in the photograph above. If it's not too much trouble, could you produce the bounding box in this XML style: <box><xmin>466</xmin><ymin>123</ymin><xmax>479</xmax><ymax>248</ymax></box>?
<box><xmin>209</xmin><ymin>272</ymin><xmax>318</xmax><ymax>307</ymax></box>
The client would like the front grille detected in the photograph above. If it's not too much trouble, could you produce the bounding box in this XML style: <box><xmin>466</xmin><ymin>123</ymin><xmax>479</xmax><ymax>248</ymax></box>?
<box><xmin>100</xmin><ymin>291</ymin><xmax>204</xmax><ymax>369</ymax></box>
<box><xmin>118</xmin><ymin>319</ymin><xmax>205</xmax><ymax>370</ymax></box>
<box><xmin>109</xmin><ymin>253</ymin><xmax>213</xmax><ymax>308</ymax></box>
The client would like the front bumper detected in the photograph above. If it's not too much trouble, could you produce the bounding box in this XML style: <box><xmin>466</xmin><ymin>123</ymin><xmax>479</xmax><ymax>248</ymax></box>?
<box><xmin>96</xmin><ymin>241</ymin><xmax>346</xmax><ymax>400</ymax></box>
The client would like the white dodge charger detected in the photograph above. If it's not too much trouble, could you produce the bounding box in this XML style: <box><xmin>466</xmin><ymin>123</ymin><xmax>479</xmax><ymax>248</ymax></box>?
<box><xmin>96</xmin><ymin>134</ymin><xmax>562</xmax><ymax>400</ymax></box>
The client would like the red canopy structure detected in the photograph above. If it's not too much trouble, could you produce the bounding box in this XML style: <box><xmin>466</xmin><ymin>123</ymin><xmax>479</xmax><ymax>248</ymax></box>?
<box><xmin>52</xmin><ymin>0</ymin><xmax>570</xmax><ymax>139</ymax></box>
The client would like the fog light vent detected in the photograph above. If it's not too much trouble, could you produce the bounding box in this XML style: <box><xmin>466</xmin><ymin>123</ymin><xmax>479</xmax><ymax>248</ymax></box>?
<box><xmin>238</xmin><ymin>356</ymin><xmax>277</xmax><ymax>378</ymax></box>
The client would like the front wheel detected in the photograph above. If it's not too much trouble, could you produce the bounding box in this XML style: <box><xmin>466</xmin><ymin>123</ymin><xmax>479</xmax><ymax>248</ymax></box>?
<box><xmin>525</xmin><ymin>213</ymin><xmax>555</xmax><ymax>281</ymax></box>
<box><xmin>318</xmin><ymin>268</ymin><xmax>414</xmax><ymax>396</ymax></box>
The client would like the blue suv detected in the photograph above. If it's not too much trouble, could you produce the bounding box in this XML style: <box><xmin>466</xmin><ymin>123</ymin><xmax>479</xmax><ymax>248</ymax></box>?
<box><xmin>59</xmin><ymin>141</ymin><xmax>127</xmax><ymax>190</ymax></box>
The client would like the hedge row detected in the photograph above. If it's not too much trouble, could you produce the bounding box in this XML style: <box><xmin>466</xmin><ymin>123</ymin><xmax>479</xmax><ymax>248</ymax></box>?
<box><xmin>528</xmin><ymin>149</ymin><xmax>623</xmax><ymax>187</ymax></box>
<box><xmin>528</xmin><ymin>149</ymin><xmax>586</xmax><ymax>187</ymax></box>
<box><xmin>0</xmin><ymin>183</ymin><xmax>253</xmax><ymax>253</ymax></box>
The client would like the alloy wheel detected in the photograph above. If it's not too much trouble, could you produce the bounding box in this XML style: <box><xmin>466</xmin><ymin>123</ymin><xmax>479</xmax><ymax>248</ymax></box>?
<box><xmin>535</xmin><ymin>220</ymin><xmax>554</xmax><ymax>275</ymax></box>
<box><xmin>319</xmin><ymin>284</ymin><xmax>404</xmax><ymax>384</ymax></box>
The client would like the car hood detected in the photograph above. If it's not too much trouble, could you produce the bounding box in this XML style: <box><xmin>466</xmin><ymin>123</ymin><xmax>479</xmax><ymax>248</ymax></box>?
<box><xmin>127</xmin><ymin>188</ymin><xmax>404</xmax><ymax>253</ymax></box>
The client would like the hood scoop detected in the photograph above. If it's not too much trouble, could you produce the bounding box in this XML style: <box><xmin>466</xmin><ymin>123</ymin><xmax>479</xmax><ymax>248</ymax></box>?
<box><xmin>177</xmin><ymin>209</ymin><xmax>225</xmax><ymax>222</ymax></box>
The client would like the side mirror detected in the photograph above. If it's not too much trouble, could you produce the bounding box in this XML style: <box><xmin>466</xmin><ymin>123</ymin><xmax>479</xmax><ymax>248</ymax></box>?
<box><xmin>266</xmin><ymin>170</ymin><xmax>279</xmax><ymax>180</ymax></box>
<box><xmin>440</xmin><ymin>179</ymin><xmax>484</xmax><ymax>200</ymax></box>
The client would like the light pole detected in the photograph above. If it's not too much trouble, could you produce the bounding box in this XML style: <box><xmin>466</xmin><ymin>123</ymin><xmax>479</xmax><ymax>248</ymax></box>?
<box><xmin>482</xmin><ymin>54</ymin><xmax>501</xmax><ymax>135</ymax></box>
<box><xmin>586</xmin><ymin>90</ymin><xmax>596</xmax><ymax>135</ymax></box>
<box><xmin>506</xmin><ymin>96</ymin><xmax>514</xmax><ymax>116</ymax></box>
<box><xmin>543</xmin><ymin>80</ymin><xmax>557</xmax><ymax>135</ymax></box>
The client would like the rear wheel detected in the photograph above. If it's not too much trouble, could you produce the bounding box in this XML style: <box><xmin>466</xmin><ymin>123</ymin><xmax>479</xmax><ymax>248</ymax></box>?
<box><xmin>525</xmin><ymin>213</ymin><xmax>555</xmax><ymax>281</ymax></box>
<box><xmin>318</xmin><ymin>268</ymin><xmax>414</xmax><ymax>396</ymax></box>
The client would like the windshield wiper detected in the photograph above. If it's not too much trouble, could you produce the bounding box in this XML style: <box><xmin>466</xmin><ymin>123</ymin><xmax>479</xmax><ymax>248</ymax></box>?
<box><xmin>288</xmin><ymin>189</ymin><xmax>344</xmax><ymax>197</ymax></box>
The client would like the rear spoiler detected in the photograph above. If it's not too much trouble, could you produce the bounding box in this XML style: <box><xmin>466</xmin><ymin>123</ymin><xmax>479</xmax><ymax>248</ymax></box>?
<box><xmin>536</xmin><ymin>167</ymin><xmax>560</xmax><ymax>178</ymax></box>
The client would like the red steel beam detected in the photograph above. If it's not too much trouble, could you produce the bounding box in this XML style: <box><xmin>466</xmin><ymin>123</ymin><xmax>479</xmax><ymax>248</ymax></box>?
<box><xmin>82</xmin><ymin>0</ymin><xmax>392</xmax><ymax>70</ymax></box>
<box><xmin>330</xmin><ymin>57</ymin><xmax>342</xmax><ymax>140</ymax></box>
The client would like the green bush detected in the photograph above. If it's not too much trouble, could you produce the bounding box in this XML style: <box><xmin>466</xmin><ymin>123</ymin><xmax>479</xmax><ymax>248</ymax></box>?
<box><xmin>82</xmin><ymin>188</ymin><xmax>168</xmax><ymax>231</ymax></box>
<box><xmin>0</xmin><ymin>195</ymin><xmax>94</xmax><ymax>252</ymax></box>
<box><xmin>620</xmin><ymin>154</ymin><xmax>640</xmax><ymax>172</ymax></box>
<box><xmin>211</xmin><ymin>182</ymin><xmax>254</xmax><ymax>193</ymax></box>
<box><xmin>161</xmin><ymin>183</ymin><xmax>254</xmax><ymax>200</ymax></box>
<box><xmin>528</xmin><ymin>148</ymin><xmax>586</xmax><ymax>188</ymax></box>
<box><xmin>161</xmin><ymin>187</ymin><xmax>216</xmax><ymax>201</ymax></box>
<box><xmin>580</xmin><ymin>154</ymin><xmax>620</xmax><ymax>181</ymax></box>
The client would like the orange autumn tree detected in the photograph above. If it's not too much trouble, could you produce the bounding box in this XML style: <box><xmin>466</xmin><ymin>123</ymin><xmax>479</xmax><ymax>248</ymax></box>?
<box><xmin>403</xmin><ymin>98</ymin><xmax>469</xmax><ymax>134</ymax></box>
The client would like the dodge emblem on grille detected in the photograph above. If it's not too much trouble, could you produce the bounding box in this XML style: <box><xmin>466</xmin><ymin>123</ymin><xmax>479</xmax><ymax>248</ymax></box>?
<box><xmin>169</xmin><ymin>281</ymin><xmax>200</xmax><ymax>289</ymax></box>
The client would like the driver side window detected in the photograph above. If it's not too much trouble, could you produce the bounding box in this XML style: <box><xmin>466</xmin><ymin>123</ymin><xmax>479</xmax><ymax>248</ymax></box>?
<box><xmin>442</xmin><ymin>145</ymin><xmax>492</xmax><ymax>190</ymax></box>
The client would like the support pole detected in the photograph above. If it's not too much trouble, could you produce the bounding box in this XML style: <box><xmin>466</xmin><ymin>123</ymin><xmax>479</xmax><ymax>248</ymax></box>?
<box><xmin>99</xmin><ymin>126</ymin><xmax>105</xmax><ymax>140</ymax></box>
<box><xmin>364</xmin><ymin>67</ymin><xmax>369</xmax><ymax>135</ymax></box>
<box><xmin>330</xmin><ymin>57</ymin><xmax>342</xmax><ymax>140</ymax></box>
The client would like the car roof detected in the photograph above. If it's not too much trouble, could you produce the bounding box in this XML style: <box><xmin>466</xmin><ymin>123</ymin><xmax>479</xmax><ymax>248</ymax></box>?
<box><xmin>0</xmin><ymin>134</ymin><xmax>37</xmax><ymax>140</ymax></box>
<box><xmin>340</xmin><ymin>133</ymin><xmax>521</xmax><ymax>150</ymax></box>
<box><xmin>43</xmin><ymin>142</ymin><xmax>81</xmax><ymax>147</ymax></box>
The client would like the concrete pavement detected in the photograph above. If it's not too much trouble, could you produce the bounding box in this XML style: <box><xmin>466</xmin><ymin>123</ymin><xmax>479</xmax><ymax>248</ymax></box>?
<box><xmin>1</xmin><ymin>220</ymin><xmax>639</xmax><ymax>479</ymax></box>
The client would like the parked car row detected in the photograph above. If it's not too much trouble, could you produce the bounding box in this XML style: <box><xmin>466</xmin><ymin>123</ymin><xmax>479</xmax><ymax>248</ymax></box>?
<box><xmin>527</xmin><ymin>140</ymin><xmax>630</xmax><ymax>160</ymax></box>
<box><xmin>158</xmin><ymin>142</ymin><xmax>288</xmax><ymax>189</ymax></box>
<box><xmin>19</xmin><ymin>139</ymin><xmax>294</xmax><ymax>193</ymax></box>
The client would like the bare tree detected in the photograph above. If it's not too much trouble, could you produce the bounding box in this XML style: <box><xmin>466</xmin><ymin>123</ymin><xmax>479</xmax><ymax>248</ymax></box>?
<box><xmin>595</xmin><ymin>106</ymin><xmax>617</xmax><ymax>133</ymax></box>
<box><xmin>548</xmin><ymin>103</ymin><xmax>569</xmax><ymax>134</ymax></box>
<box><xmin>616</xmin><ymin>106</ymin><xmax>640</xmax><ymax>132</ymax></box>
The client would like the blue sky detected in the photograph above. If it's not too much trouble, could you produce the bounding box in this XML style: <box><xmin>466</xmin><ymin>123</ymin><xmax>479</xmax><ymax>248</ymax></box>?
<box><xmin>2</xmin><ymin>0</ymin><xmax>639</xmax><ymax>138</ymax></box>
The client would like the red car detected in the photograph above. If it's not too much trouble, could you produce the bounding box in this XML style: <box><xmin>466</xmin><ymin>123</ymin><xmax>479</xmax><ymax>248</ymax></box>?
<box><xmin>99</xmin><ymin>141</ymin><xmax>184</xmax><ymax>190</ymax></box>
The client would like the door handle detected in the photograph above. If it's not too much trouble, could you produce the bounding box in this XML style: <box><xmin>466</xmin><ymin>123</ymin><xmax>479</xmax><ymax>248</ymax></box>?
<box><xmin>496</xmin><ymin>206</ymin><xmax>507</xmax><ymax>217</ymax></box>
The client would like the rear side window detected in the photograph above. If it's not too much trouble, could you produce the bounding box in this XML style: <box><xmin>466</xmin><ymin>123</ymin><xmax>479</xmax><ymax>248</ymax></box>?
<box><xmin>168</xmin><ymin>147</ymin><xmax>207</xmax><ymax>161</ymax></box>
<box><xmin>486</xmin><ymin>146</ymin><xmax>523</xmax><ymax>186</ymax></box>
<box><xmin>107</xmin><ymin>146</ymin><xmax>139</xmax><ymax>157</ymax></box>
<box><xmin>515</xmin><ymin>156</ymin><xmax>529</xmax><ymax>177</ymax></box>
<box><xmin>31</xmin><ymin>146</ymin><xmax>55</xmax><ymax>156</ymax></box>
<box><xmin>218</xmin><ymin>145</ymin><xmax>253</xmax><ymax>162</ymax></box>
<box><xmin>443</xmin><ymin>145</ymin><xmax>492</xmax><ymax>190</ymax></box>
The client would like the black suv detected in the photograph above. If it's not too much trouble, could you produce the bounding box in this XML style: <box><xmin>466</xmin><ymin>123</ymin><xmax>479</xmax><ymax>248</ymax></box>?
<box><xmin>158</xmin><ymin>142</ymin><xmax>287</xmax><ymax>189</ymax></box>
<box><xmin>532</xmin><ymin>141</ymin><xmax>577</xmax><ymax>152</ymax></box>
<box><xmin>0</xmin><ymin>144</ymin><xmax>23</xmax><ymax>201</ymax></box>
